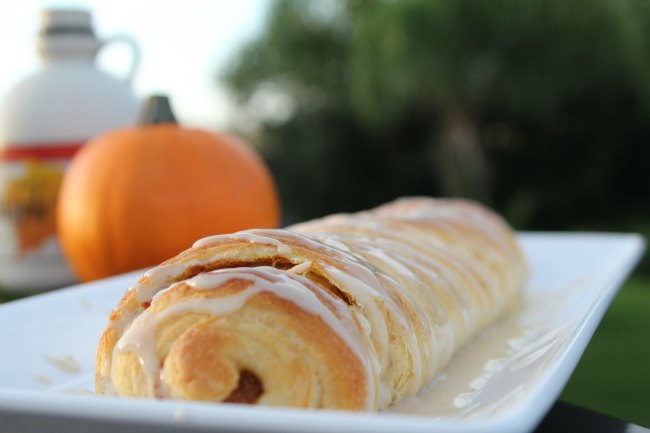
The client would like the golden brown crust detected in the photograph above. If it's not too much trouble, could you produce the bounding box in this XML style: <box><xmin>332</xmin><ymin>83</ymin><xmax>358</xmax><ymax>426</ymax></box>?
<box><xmin>96</xmin><ymin>197</ymin><xmax>527</xmax><ymax>410</ymax></box>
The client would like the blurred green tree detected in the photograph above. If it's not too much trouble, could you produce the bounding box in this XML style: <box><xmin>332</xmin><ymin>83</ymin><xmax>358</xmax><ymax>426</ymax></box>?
<box><xmin>222</xmin><ymin>0</ymin><xmax>650</xmax><ymax>234</ymax></box>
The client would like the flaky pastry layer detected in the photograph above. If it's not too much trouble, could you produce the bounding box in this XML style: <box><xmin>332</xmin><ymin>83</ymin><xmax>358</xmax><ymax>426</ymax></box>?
<box><xmin>95</xmin><ymin>197</ymin><xmax>527</xmax><ymax>410</ymax></box>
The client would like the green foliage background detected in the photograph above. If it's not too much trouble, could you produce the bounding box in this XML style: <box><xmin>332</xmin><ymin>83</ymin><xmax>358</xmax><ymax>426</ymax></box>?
<box><xmin>224</xmin><ymin>0</ymin><xmax>650</xmax><ymax>236</ymax></box>
<box><xmin>221</xmin><ymin>0</ymin><xmax>650</xmax><ymax>425</ymax></box>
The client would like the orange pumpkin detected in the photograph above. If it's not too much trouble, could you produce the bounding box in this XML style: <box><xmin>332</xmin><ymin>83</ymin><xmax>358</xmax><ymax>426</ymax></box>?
<box><xmin>57</xmin><ymin>95</ymin><xmax>280</xmax><ymax>281</ymax></box>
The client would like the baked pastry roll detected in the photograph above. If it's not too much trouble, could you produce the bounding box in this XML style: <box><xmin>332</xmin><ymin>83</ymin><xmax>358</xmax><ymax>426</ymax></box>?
<box><xmin>95</xmin><ymin>197</ymin><xmax>527</xmax><ymax>410</ymax></box>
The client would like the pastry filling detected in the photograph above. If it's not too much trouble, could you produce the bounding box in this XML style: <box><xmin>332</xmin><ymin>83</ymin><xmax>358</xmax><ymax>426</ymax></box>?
<box><xmin>177</xmin><ymin>257</ymin><xmax>294</xmax><ymax>282</ymax></box>
<box><xmin>223</xmin><ymin>369</ymin><xmax>264</xmax><ymax>404</ymax></box>
<box><xmin>167</xmin><ymin>257</ymin><xmax>356</xmax><ymax>308</ymax></box>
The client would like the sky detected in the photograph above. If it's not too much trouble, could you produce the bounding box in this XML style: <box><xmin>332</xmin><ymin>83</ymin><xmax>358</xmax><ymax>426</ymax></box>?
<box><xmin>0</xmin><ymin>0</ymin><xmax>270</xmax><ymax>129</ymax></box>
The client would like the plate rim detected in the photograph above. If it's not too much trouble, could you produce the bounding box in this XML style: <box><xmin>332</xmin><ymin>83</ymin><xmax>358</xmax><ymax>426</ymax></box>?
<box><xmin>0</xmin><ymin>231</ymin><xmax>645</xmax><ymax>433</ymax></box>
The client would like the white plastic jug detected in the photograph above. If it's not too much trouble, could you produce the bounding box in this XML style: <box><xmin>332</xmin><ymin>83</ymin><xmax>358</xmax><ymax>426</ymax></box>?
<box><xmin>0</xmin><ymin>8</ymin><xmax>141</xmax><ymax>292</ymax></box>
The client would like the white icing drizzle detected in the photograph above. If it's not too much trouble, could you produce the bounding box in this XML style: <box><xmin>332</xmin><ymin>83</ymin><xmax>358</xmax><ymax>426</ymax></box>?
<box><xmin>287</xmin><ymin>198</ymin><xmax>525</xmax><ymax>408</ymax></box>
<box><xmin>192</xmin><ymin>231</ymin><xmax>292</xmax><ymax>255</ymax></box>
<box><xmin>320</xmin><ymin>264</ymin><xmax>391</xmax><ymax>406</ymax></box>
<box><xmin>115</xmin><ymin>275</ymin><xmax>264</xmax><ymax>393</ymax></box>
<box><xmin>136</xmin><ymin>259</ymin><xmax>204</xmax><ymax>302</ymax></box>
<box><xmin>114</xmin><ymin>266</ymin><xmax>376</xmax><ymax>409</ymax></box>
<box><xmin>105</xmin><ymin>197</ymin><xmax>526</xmax><ymax>411</ymax></box>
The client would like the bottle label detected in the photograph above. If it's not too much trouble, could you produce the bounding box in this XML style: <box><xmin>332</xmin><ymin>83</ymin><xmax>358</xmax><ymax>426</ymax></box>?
<box><xmin>0</xmin><ymin>142</ymin><xmax>82</xmax><ymax>290</ymax></box>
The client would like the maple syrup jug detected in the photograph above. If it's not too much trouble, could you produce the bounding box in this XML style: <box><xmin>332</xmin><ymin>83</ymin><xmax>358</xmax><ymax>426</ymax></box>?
<box><xmin>0</xmin><ymin>8</ymin><xmax>140</xmax><ymax>292</ymax></box>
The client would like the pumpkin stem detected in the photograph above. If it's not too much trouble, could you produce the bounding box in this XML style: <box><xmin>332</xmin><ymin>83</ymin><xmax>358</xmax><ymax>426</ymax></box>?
<box><xmin>139</xmin><ymin>95</ymin><xmax>178</xmax><ymax>125</ymax></box>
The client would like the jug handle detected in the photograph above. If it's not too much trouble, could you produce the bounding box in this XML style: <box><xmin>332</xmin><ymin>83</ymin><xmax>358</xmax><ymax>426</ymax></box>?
<box><xmin>99</xmin><ymin>34</ymin><xmax>141</xmax><ymax>84</ymax></box>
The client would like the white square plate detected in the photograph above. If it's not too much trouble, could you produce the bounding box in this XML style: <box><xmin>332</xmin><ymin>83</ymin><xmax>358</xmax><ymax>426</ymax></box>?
<box><xmin>0</xmin><ymin>233</ymin><xmax>645</xmax><ymax>433</ymax></box>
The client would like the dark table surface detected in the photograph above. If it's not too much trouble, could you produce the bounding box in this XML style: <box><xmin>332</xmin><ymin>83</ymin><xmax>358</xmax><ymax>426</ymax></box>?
<box><xmin>534</xmin><ymin>401</ymin><xmax>648</xmax><ymax>433</ymax></box>
<box><xmin>0</xmin><ymin>400</ymin><xmax>647</xmax><ymax>433</ymax></box>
